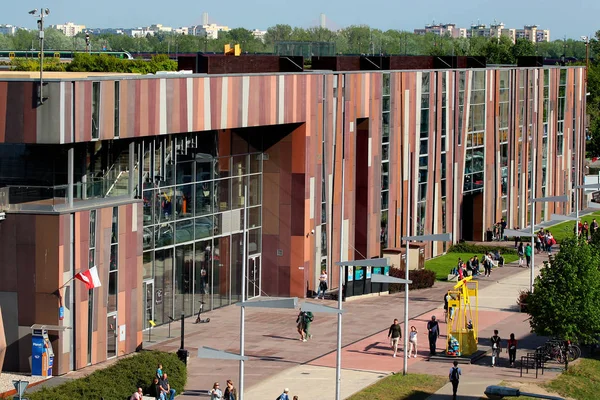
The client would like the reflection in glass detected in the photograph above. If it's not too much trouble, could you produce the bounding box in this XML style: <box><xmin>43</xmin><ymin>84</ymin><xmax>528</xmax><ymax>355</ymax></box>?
<box><xmin>175</xmin><ymin>220</ymin><xmax>194</xmax><ymax>244</ymax></box>
<box><xmin>195</xmin><ymin>217</ymin><xmax>213</xmax><ymax>240</ymax></box>
<box><xmin>143</xmin><ymin>251</ymin><xmax>153</xmax><ymax>280</ymax></box>
<box><xmin>195</xmin><ymin>182</ymin><xmax>213</xmax><ymax>216</ymax></box>
<box><xmin>248</xmin><ymin>206</ymin><xmax>261</xmax><ymax>228</ymax></box>
<box><xmin>174</xmin><ymin>244</ymin><xmax>194</xmax><ymax>317</ymax></box>
<box><xmin>248</xmin><ymin>175</ymin><xmax>261</xmax><ymax>206</ymax></box>
<box><xmin>108</xmin><ymin>271</ymin><xmax>117</xmax><ymax>313</ymax></box>
<box><xmin>248</xmin><ymin>228</ymin><xmax>261</xmax><ymax>255</ymax></box>
<box><xmin>231</xmin><ymin>176</ymin><xmax>246</xmax><ymax>209</ymax></box>
<box><xmin>217</xmin><ymin>179</ymin><xmax>230</xmax><ymax>211</ymax></box>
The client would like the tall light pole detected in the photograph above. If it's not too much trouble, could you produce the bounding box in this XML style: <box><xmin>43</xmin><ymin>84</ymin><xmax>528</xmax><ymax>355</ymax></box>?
<box><xmin>581</xmin><ymin>36</ymin><xmax>590</xmax><ymax>84</ymax></box>
<box><xmin>29</xmin><ymin>8</ymin><xmax>50</xmax><ymax>104</ymax></box>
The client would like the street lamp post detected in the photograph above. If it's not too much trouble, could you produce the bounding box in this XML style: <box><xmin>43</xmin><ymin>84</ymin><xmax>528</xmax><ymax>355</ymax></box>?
<box><xmin>29</xmin><ymin>8</ymin><xmax>50</xmax><ymax>104</ymax></box>
<box><xmin>581</xmin><ymin>36</ymin><xmax>590</xmax><ymax>84</ymax></box>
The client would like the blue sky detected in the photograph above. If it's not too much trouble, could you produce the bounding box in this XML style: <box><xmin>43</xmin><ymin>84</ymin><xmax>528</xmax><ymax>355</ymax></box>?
<box><xmin>3</xmin><ymin>0</ymin><xmax>596</xmax><ymax>39</ymax></box>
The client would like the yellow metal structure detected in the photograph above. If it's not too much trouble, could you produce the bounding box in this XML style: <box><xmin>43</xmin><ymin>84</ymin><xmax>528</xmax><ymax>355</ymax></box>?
<box><xmin>8</xmin><ymin>52</ymin><xmax>15</xmax><ymax>60</ymax></box>
<box><xmin>224</xmin><ymin>44</ymin><xmax>242</xmax><ymax>56</ymax></box>
<box><xmin>445</xmin><ymin>276</ymin><xmax>479</xmax><ymax>356</ymax></box>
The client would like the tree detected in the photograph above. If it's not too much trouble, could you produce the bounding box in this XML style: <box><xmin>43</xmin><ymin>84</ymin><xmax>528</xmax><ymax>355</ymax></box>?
<box><xmin>263</xmin><ymin>24</ymin><xmax>293</xmax><ymax>45</ymax></box>
<box><xmin>527</xmin><ymin>238</ymin><xmax>600</xmax><ymax>355</ymax></box>
<box><xmin>512</xmin><ymin>38</ymin><xmax>536</xmax><ymax>59</ymax></box>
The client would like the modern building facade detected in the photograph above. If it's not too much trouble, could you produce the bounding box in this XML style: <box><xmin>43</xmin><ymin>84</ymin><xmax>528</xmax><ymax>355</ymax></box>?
<box><xmin>0</xmin><ymin>62</ymin><xmax>586</xmax><ymax>375</ymax></box>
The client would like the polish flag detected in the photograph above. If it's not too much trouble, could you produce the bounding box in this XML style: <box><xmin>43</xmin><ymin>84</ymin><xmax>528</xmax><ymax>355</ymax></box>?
<box><xmin>74</xmin><ymin>266</ymin><xmax>102</xmax><ymax>290</ymax></box>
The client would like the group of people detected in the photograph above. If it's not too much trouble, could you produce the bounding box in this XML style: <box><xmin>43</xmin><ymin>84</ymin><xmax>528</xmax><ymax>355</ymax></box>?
<box><xmin>130</xmin><ymin>363</ymin><xmax>176</xmax><ymax>400</ymax></box>
<box><xmin>386</xmin><ymin>319</ymin><xmax>419</xmax><ymax>358</ymax></box>
<box><xmin>578</xmin><ymin>218</ymin><xmax>599</xmax><ymax>241</ymax></box>
<box><xmin>275</xmin><ymin>388</ymin><xmax>299</xmax><ymax>400</ymax></box>
<box><xmin>209</xmin><ymin>380</ymin><xmax>238</xmax><ymax>400</ymax></box>
<box><xmin>532</xmin><ymin>229</ymin><xmax>556</xmax><ymax>255</ymax></box>
<box><xmin>451</xmin><ymin>251</ymin><xmax>503</xmax><ymax>279</ymax></box>
<box><xmin>447</xmin><ymin>329</ymin><xmax>519</xmax><ymax>400</ymax></box>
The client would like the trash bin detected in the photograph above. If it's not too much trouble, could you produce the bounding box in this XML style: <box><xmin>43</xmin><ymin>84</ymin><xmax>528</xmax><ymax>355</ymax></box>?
<box><xmin>176</xmin><ymin>349</ymin><xmax>189</xmax><ymax>366</ymax></box>
<box><xmin>486</xmin><ymin>230</ymin><xmax>493</xmax><ymax>242</ymax></box>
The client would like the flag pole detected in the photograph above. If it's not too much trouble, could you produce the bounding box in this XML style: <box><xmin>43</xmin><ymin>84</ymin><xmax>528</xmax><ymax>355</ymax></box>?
<box><xmin>58</xmin><ymin>276</ymin><xmax>77</xmax><ymax>291</ymax></box>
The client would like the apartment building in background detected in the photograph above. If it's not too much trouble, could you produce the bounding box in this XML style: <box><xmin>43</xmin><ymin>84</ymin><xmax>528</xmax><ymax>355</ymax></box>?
<box><xmin>50</xmin><ymin>22</ymin><xmax>86</xmax><ymax>37</ymax></box>
<box><xmin>416</xmin><ymin>22</ymin><xmax>550</xmax><ymax>43</ymax></box>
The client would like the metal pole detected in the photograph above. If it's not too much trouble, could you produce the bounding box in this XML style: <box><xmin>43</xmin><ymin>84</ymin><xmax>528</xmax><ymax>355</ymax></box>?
<box><xmin>530</xmin><ymin>115</ymin><xmax>537</xmax><ymax>293</ymax></box>
<box><xmin>39</xmin><ymin>11</ymin><xmax>45</xmax><ymax>104</ymax></box>
<box><xmin>335</xmin><ymin>157</ymin><xmax>345</xmax><ymax>400</ymax></box>
<box><xmin>180</xmin><ymin>313</ymin><xmax>185</xmax><ymax>349</ymax></box>
<box><xmin>403</xmin><ymin>155</ymin><xmax>411</xmax><ymax>375</ymax></box>
<box><xmin>239</xmin><ymin>185</ymin><xmax>248</xmax><ymax>400</ymax></box>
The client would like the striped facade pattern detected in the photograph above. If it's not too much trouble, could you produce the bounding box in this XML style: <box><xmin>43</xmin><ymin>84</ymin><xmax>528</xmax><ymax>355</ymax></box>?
<box><xmin>0</xmin><ymin>66</ymin><xmax>586</xmax><ymax>373</ymax></box>
<box><xmin>0</xmin><ymin>204</ymin><xmax>142</xmax><ymax>374</ymax></box>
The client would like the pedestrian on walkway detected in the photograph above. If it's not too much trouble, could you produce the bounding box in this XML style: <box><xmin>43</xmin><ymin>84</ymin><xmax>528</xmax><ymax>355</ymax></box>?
<box><xmin>535</xmin><ymin>233</ymin><xmax>542</xmax><ymax>254</ymax></box>
<box><xmin>427</xmin><ymin>315</ymin><xmax>440</xmax><ymax>356</ymax></box>
<box><xmin>296</xmin><ymin>309</ymin><xmax>307</xmax><ymax>342</ymax></box>
<box><xmin>223</xmin><ymin>380</ymin><xmax>237</xmax><ymax>400</ymax></box>
<box><xmin>525</xmin><ymin>242</ymin><xmax>532</xmax><ymax>268</ymax></box>
<box><xmin>276</xmin><ymin>388</ymin><xmax>290</xmax><ymax>400</ymax></box>
<box><xmin>387</xmin><ymin>318</ymin><xmax>402</xmax><ymax>357</ymax></box>
<box><xmin>517</xmin><ymin>242</ymin><xmax>524</xmax><ymax>266</ymax></box>
<box><xmin>314</xmin><ymin>269</ymin><xmax>328</xmax><ymax>299</ymax></box>
<box><xmin>449</xmin><ymin>360</ymin><xmax>461</xmax><ymax>400</ymax></box>
<box><xmin>408</xmin><ymin>326</ymin><xmax>418</xmax><ymax>358</ymax></box>
<box><xmin>491</xmin><ymin>330</ymin><xmax>502</xmax><ymax>367</ymax></box>
<box><xmin>303</xmin><ymin>311</ymin><xmax>314</xmax><ymax>340</ymax></box>
<box><xmin>591</xmin><ymin>218</ymin><xmax>599</xmax><ymax>237</ymax></box>
<box><xmin>507</xmin><ymin>333</ymin><xmax>518</xmax><ymax>368</ymax></box>
<box><xmin>210</xmin><ymin>382</ymin><xmax>223</xmax><ymax>400</ymax></box>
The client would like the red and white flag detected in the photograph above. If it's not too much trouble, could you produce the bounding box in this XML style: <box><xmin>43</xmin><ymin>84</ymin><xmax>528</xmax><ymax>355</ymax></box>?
<box><xmin>74</xmin><ymin>266</ymin><xmax>102</xmax><ymax>290</ymax></box>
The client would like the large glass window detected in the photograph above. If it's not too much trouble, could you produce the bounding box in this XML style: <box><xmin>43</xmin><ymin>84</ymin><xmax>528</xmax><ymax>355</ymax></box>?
<box><xmin>380</xmin><ymin>73</ymin><xmax>391</xmax><ymax>248</ymax></box>
<box><xmin>92</xmin><ymin>82</ymin><xmax>100</xmax><ymax>140</ymax></box>
<box><xmin>463</xmin><ymin>71</ymin><xmax>486</xmax><ymax>193</ymax></box>
<box><xmin>140</xmin><ymin>130</ymin><xmax>263</xmax><ymax>326</ymax></box>
<box><xmin>417</xmin><ymin>72</ymin><xmax>430</xmax><ymax>235</ymax></box>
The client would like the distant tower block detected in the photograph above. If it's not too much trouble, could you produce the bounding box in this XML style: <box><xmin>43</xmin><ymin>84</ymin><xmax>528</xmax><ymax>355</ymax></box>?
<box><xmin>320</xmin><ymin>13</ymin><xmax>326</xmax><ymax>29</ymax></box>
<box><xmin>202</xmin><ymin>12</ymin><xmax>209</xmax><ymax>25</ymax></box>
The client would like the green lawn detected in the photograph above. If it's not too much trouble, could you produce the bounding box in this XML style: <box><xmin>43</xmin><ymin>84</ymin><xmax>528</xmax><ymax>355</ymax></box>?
<box><xmin>425</xmin><ymin>252</ymin><xmax>520</xmax><ymax>281</ymax></box>
<box><xmin>347</xmin><ymin>373</ymin><xmax>447</xmax><ymax>400</ymax></box>
<box><xmin>545</xmin><ymin>356</ymin><xmax>600</xmax><ymax>400</ymax></box>
<box><xmin>547</xmin><ymin>211</ymin><xmax>600</xmax><ymax>244</ymax></box>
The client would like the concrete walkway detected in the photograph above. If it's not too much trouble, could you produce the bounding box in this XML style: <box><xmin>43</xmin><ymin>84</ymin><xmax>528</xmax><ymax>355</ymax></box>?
<box><xmin>24</xmin><ymin>244</ymin><xmax>559</xmax><ymax>400</ymax></box>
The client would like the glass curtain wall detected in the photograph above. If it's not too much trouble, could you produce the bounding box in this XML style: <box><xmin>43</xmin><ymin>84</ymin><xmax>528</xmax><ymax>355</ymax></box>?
<box><xmin>463</xmin><ymin>71</ymin><xmax>486</xmax><ymax>193</ymax></box>
<box><xmin>381</xmin><ymin>73</ymin><xmax>390</xmax><ymax>248</ymax></box>
<box><xmin>557</xmin><ymin>70</ymin><xmax>567</xmax><ymax>156</ymax></box>
<box><xmin>417</xmin><ymin>72</ymin><xmax>430</xmax><ymax>235</ymax></box>
<box><xmin>499</xmin><ymin>71</ymin><xmax>510</xmax><ymax>219</ymax></box>
<box><xmin>440</xmin><ymin>72</ymin><xmax>448</xmax><ymax>252</ymax></box>
<box><xmin>141</xmin><ymin>130</ymin><xmax>262</xmax><ymax>326</ymax></box>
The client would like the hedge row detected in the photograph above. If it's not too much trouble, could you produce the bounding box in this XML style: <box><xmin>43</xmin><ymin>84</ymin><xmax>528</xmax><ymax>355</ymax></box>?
<box><xmin>447</xmin><ymin>243</ymin><xmax>517</xmax><ymax>255</ymax></box>
<box><xmin>10</xmin><ymin>53</ymin><xmax>178</xmax><ymax>74</ymax></box>
<box><xmin>388</xmin><ymin>268</ymin><xmax>436</xmax><ymax>293</ymax></box>
<box><xmin>28</xmin><ymin>350</ymin><xmax>186</xmax><ymax>400</ymax></box>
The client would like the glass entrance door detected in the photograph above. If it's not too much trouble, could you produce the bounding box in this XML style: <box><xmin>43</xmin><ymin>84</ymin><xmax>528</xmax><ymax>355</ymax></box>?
<box><xmin>107</xmin><ymin>314</ymin><xmax>117</xmax><ymax>359</ymax></box>
<box><xmin>143</xmin><ymin>281</ymin><xmax>154</xmax><ymax>330</ymax></box>
<box><xmin>247</xmin><ymin>255</ymin><xmax>261</xmax><ymax>299</ymax></box>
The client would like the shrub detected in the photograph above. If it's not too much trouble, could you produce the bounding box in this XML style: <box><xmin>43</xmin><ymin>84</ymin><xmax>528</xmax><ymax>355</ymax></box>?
<box><xmin>29</xmin><ymin>350</ymin><xmax>186</xmax><ymax>400</ymax></box>
<box><xmin>448</xmin><ymin>243</ymin><xmax>517</xmax><ymax>255</ymax></box>
<box><xmin>10</xmin><ymin>58</ymin><xmax>66</xmax><ymax>72</ymax></box>
<box><xmin>388</xmin><ymin>268</ymin><xmax>436</xmax><ymax>293</ymax></box>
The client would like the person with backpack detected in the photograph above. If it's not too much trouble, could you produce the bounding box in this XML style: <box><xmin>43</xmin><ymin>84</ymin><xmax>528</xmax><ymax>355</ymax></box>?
<box><xmin>449</xmin><ymin>360</ymin><xmax>461</xmax><ymax>400</ymax></box>
<box><xmin>303</xmin><ymin>311</ymin><xmax>314</xmax><ymax>340</ymax></box>
<box><xmin>296</xmin><ymin>309</ymin><xmax>307</xmax><ymax>342</ymax></box>
<box><xmin>491</xmin><ymin>330</ymin><xmax>502</xmax><ymax>367</ymax></box>
<box><xmin>276</xmin><ymin>388</ymin><xmax>290</xmax><ymax>400</ymax></box>
<box><xmin>517</xmin><ymin>242</ymin><xmax>524</xmax><ymax>266</ymax></box>
<box><xmin>223</xmin><ymin>380</ymin><xmax>237</xmax><ymax>400</ymax></box>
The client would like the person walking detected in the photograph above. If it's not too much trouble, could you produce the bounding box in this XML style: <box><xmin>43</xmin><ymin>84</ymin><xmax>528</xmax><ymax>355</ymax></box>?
<box><xmin>276</xmin><ymin>388</ymin><xmax>290</xmax><ymax>400</ymax></box>
<box><xmin>314</xmin><ymin>269</ymin><xmax>328</xmax><ymax>299</ymax></box>
<box><xmin>223</xmin><ymin>380</ymin><xmax>237</xmax><ymax>400</ymax></box>
<box><xmin>507</xmin><ymin>333</ymin><xmax>518</xmax><ymax>368</ymax></box>
<box><xmin>296</xmin><ymin>309</ymin><xmax>307</xmax><ymax>342</ymax></box>
<box><xmin>427</xmin><ymin>315</ymin><xmax>440</xmax><ymax>356</ymax></box>
<box><xmin>210</xmin><ymin>382</ymin><xmax>223</xmax><ymax>400</ymax></box>
<box><xmin>303</xmin><ymin>311</ymin><xmax>314</xmax><ymax>340</ymax></box>
<box><xmin>387</xmin><ymin>318</ymin><xmax>402</xmax><ymax>358</ymax></box>
<box><xmin>491</xmin><ymin>330</ymin><xmax>502</xmax><ymax>367</ymax></box>
<box><xmin>517</xmin><ymin>242</ymin><xmax>524</xmax><ymax>266</ymax></box>
<box><xmin>525</xmin><ymin>242</ymin><xmax>532</xmax><ymax>268</ymax></box>
<box><xmin>408</xmin><ymin>326</ymin><xmax>418</xmax><ymax>358</ymax></box>
<box><xmin>591</xmin><ymin>218</ymin><xmax>599</xmax><ymax>238</ymax></box>
<box><xmin>449</xmin><ymin>360</ymin><xmax>462</xmax><ymax>400</ymax></box>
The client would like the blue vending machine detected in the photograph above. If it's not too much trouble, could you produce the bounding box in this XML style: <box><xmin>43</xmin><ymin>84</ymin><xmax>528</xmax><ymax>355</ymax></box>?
<box><xmin>31</xmin><ymin>326</ymin><xmax>54</xmax><ymax>377</ymax></box>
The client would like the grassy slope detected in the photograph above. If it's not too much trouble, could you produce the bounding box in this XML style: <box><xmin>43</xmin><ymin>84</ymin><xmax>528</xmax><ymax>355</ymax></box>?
<box><xmin>346</xmin><ymin>373</ymin><xmax>447</xmax><ymax>400</ymax></box>
<box><xmin>545</xmin><ymin>356</ymin><xmax>600</xmax><ymax>400</ymax></box>
<box><xmin>547</xmin><ymin>211</ymin><xmax>600</xmax><ymax>243</ymax></box>
<box><xmin>425</xmin><ymin>252</ymin><xmax>520</xmax><ymax>280</ymax></box>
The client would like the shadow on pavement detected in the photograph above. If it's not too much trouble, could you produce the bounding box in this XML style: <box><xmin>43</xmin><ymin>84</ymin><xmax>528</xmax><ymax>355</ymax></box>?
<box><xmin>262</xmin><ymin>334</ymin><xmax>300</xmax><ymax>341</ymax></box>
<box><xmin>181</xmin><ymin>389</ymin><xmax>210</xmax><ymax>397</ymax></box>
<box><xmin>423</xmin><ymin>395</ymin><xmax>484</xmax><ymax>400</ymax></box>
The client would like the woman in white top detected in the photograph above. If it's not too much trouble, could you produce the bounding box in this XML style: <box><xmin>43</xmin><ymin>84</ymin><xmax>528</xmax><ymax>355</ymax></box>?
<box><xmin>408</xmin><ymin>325</ymin><xmax>418</xmax><ymax>358</ymax></box>
<box><xmin>210</xmin><ymin>382</ymin><xmax>223</xmax><ymax>400</ymax></box>
<box><xmin>314</xmin><ymin>269</ymin><xmax>328</xmax><ymax>299</ymax></box>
